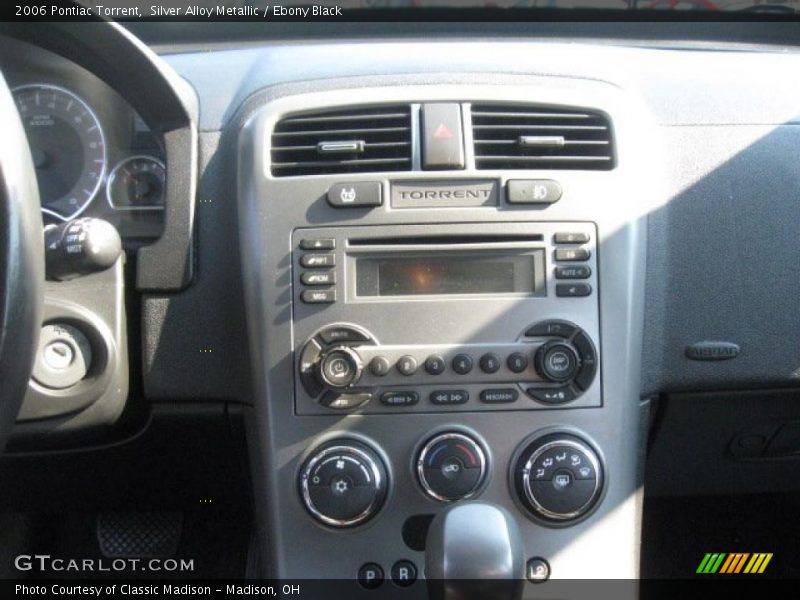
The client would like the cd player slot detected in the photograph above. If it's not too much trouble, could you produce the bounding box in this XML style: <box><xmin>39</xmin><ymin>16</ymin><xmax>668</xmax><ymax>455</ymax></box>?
<box><xmin>347</xmin><ymin>234</ymin><xmax>544</xmax><ymax>247</ymax></box>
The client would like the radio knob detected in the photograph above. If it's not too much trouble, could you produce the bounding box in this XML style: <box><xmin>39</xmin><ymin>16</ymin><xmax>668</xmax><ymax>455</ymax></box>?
<box><xmin>318</xmin><ymin>346</ymin><xmax>363</xmax><ymax>389</ymax></box>
<box><xmin>534</xmin><ymin>341</ymin><xmax>579</xmax><ymax>383</ymax></box>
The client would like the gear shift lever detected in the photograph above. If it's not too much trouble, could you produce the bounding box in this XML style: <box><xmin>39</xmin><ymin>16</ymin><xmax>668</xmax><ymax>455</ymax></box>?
<box><xmin>426</xmin><ymin>502</ymin><xmax>525</xmax><ymax>600</ymax></box>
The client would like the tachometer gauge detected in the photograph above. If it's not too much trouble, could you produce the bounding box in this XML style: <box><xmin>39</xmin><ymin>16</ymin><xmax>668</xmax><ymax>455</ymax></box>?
<box><xmin>106</xmin><ymin>156</ymin><xmax>166</xmax><ymax>210</ymax></box>
<box><xmin>12</xmin><ymin>84</ymin><xmax>106</xmax><ymax>221</ymax></box>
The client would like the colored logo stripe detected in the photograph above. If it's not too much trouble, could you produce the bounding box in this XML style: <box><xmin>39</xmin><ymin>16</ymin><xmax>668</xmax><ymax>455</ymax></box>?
<box><xmin>697</xmin><ymin>553</ymin><xmax>726</xmax><ymax>574</ymax></box>
<box><xmin>743</xmin><ymin>553</ymin><xmax>773</xmax><ymax>574</ymax></box>
<box><xmin>697</xmin><ymin>552</ymin><xmax>773</xmax><ymax>574</ymax></box>
<box><xmin>719</xmin><ymin>553</ymin><xmax>749</xmax><ymax>574</ymax></box>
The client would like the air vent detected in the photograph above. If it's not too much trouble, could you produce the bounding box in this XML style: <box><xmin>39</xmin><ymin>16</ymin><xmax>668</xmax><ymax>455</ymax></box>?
<box><xmin>471</xmin><ymin>104</ymin><xmax>615</xmax><ymax>171</ymax></box>
<box><xmin>271</xmin><ymin>105</ymin><xmax>412</xmax><ymax>177</ymax></box>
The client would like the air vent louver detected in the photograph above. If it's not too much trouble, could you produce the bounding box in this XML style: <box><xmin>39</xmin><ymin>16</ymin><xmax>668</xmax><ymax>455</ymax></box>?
<box><xmin>471</xmin><ymin>104</ymin><xmax>615</xmax><ymax>171</ymax></box>
<box><xmin>271</xmin><ymin>105</ymin><xmax>412</xmax><ymax>177</ymax></box>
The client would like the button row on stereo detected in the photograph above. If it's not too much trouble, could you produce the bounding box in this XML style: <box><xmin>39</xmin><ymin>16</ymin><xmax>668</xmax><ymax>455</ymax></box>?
<box><xmin>553</xmin><ymin>232</ymin><xmax>592</xmax><ymax>297</ymax></box>
<box><xmin>380</xmin><ymin>388</ymin><xmax>527</xmax><ymax>407</ymax></box>
<box><xmin>370</xmin><ymin>352</ymin><xmax>534</xmax><ymax>377</ymax></box>
<box><xmin>378</xmin><ymin>386</ymin><xmax>581</xmax><ymax>407</ymax></box>
<box><xmin>299</xmin><ymin>239</ymin><xmax>337</xmax><ymax>304</ymax></box>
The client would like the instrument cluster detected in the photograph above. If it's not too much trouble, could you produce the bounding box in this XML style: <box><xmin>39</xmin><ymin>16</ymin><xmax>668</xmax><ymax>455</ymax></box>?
<box><xmin>1</xmin><ymin>36</ymin><xmax>166</xmax><ymax>243</ymax></box>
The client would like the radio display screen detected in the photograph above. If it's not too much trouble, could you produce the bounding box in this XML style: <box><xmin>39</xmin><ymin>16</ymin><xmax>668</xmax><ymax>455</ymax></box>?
<box><xmin>355</xmin><ymin>251</ymin><xmax>543</xmax><ymax>297</ymax></box>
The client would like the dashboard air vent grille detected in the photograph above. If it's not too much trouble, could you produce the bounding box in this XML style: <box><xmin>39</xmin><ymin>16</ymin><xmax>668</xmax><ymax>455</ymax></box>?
<box><xmin>271</xmin><ymin>105</ymin><xmax>412</xmax><ymax>177</ymax></box>
<box><xmin>471</xmin><ymin>104</ymin><xmax>615</xmax><ymax>170</ymax></box>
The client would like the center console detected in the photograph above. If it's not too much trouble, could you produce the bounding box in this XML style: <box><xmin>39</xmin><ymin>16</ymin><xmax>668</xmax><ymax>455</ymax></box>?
<box><xmin>237</xmin><ymin>80</ymin><xmax>653</xmax><ymax>594</ymax></box>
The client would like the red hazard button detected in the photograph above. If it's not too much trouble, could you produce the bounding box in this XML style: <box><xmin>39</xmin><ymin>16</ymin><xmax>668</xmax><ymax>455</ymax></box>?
<box><xmin>433</xmin><ymin>123</ymin><xmax>454</xmax><ymax>139</ymax></box>
<box><xmin>421</xmin><ymin>103</ymin><xmax>465</xmax><ymax>170</ymax></box>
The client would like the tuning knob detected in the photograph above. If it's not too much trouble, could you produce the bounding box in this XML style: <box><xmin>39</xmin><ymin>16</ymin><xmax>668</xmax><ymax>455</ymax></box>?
<box><xmin>534</xmin><ymin>341</ymin><xmax>580</xmax><ymax>383</ymax></box>
<box><xmin>317</xmin><ymin>345</ymin><xmax>363</xmax><ymax>389</ymax></box>
<box><xmin>299</xmin><ymin>440</ymin><xmax>388</xmax><ymax>528</ymax></box>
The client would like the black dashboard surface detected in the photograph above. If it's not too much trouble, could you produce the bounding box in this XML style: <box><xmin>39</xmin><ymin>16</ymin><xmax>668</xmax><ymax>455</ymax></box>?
<box><xmin>3</xmin><ymin>21</ymin><xmax>799</xmax><ymax>412</ymax></box>
<box><xmin>130</xmin><ymin>34</ymin><xmax>800</xmax><ymax>402</ymax></box>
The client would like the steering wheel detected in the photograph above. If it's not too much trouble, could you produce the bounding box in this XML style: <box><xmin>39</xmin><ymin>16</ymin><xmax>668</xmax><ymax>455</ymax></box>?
<box><xmin>0</xmin><ymin>69</ymin><xmax>44</xmax><ymax>452</ymax></box>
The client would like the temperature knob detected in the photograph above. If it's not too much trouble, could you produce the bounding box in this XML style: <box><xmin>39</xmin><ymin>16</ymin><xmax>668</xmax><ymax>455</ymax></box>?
<box><xmin>300</xmin><ymin>440</ymin><xmax>388</xmax><ymax>528</ymax></box>
<box><xmin>417</xmin><ymin>432</ymin><xmax>487</xmax><ymax>502</ymax></box>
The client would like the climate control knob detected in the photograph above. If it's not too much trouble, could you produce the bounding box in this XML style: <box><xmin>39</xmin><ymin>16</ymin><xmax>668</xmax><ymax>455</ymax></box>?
<box><xmin>514</xmin><ymin>433</ymin><xmax>603</xmax><ymax>523</ymax></box>
<box><xmin>534</xmin><ymin>341</ymin><xmax>580</xmax><ymax>383</ymax></box>
<box><xmin>417</xmin><ymin>432</ymin><xmax>487</xmax><ymax>502</ymax></box>
<box><xmin>300</xmin><ymin>440</ymin><xmax>388</xmax><ymax>528</ymax></box>
<box><xmin>318</xmin><ymin>346</ymin><xmax>363</xmax><ymax>389</ymax></box>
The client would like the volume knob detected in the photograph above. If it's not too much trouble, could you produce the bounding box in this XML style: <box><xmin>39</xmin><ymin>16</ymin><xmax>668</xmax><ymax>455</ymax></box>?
<box><xmin>318</xmin><ymin>346</ymin><xmax>363</xmax><ymax>389</ymax></box>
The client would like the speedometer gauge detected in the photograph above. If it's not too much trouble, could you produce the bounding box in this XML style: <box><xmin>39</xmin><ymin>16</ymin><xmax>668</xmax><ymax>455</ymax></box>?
<box><xmin>12</xmin><ymin>84</ymin><xmax>106</xmax><ymax>221</ymax></box>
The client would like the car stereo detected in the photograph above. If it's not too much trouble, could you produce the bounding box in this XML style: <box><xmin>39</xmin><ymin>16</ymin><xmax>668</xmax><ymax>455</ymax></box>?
<box><xmin>292</xmin><ymin>220</ymin><xmax>600</xmax><ymax>415</ymax></box>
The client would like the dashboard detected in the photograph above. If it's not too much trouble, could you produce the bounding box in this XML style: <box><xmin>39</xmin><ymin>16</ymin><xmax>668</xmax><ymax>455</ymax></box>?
<box><xmin>1</xmin><ymin>18</ymin><xmax>800</xmax><ymax>596</ymax></box>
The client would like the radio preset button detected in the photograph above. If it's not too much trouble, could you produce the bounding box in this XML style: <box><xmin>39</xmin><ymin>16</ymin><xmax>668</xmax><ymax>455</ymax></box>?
<box><xmin>300</xmin><ymin>253</ymin><xmax>336</xmax><ymax>268</ymax></box>
<box><xmin>479</xmin><ymin>353</ymin><xmax>501</xmax><ymax>374</ymax></box>
<box><xmin>301</xmin><ymin>290</ymin><xmax>336</xmax><ymax>304</ymax></box>
<box><xmin>555</xmin><ymin>265</ymin><xmax>591</xmax><ymax>280</ymax></box>
<box><xmin>424</xmin><ymin>354</ymin><xmax>446</xmax><ymax>375</ymax></box>
<box><xmin>554</xmin><ymin>232</ymin><xmax>589</xmax><ymax>244</ymax></box>
<box><xmin>507</xmin><ymin>352</ymin><xmax>529</xmax><ymax>373</ymax></box>
<box><xmin>430</xmin><ymin>390</ymin><xmax>469</xmax><ymax>405</ymax></box>
<box><xmin>556</xmin><ymin>283</ymin><xmax>592</xmax><ymax>297</ymax></box>
<box><xmin>480</xmin><ymin>388</ymin><xmax>519</xmax><ymax>404</ymax></box>
<box><xmin>554</xmin><ymin>248</ymin><xmax>590</xmax><ymax>262</ymax></box>
<box><xmin>380</xmin><ymin>391</ymin><xmax>419</xmax><ymax>407</ymax></box>
<box><xmin>369</xmin><ymin>356</ymin><xmax>391</xmax><ymax>377</ymax></box>
<box><xmin>300</xmin><ymin>238</ymin><xmax>335</xmax><ymax>250</ymax></box>
<box><xmin>397</xmin><ymin>355</ymin><xmax>418</xmax><ymax>376</ymax></box>
<box><xmin>302</xmin><ymin>271</ymin><xmax>336</xmax><ymax>286</ymax></box>
<box><xmin>452</xmin><ymin>354</ymin><xmax>473</xmax><ymax>375</ymax></box>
